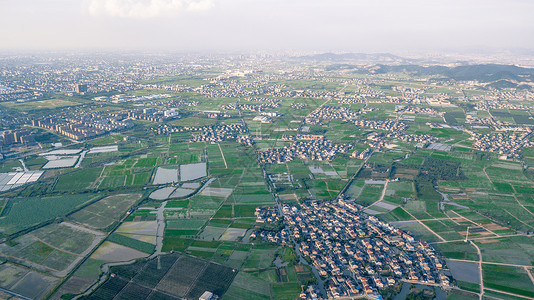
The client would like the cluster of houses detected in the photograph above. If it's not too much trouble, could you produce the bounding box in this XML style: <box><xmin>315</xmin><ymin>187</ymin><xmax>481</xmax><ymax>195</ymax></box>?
<box><xmin>92</xmin><ymin>93</ymin><xmax>172</xmax><ymax>103</ymax></box>
<box><xmin>125</xmin><ymin>107</ymin><xmax>180</xmax><ymax>122</ymax></box>
<box><xmin>153</xmin><ymin>124</ymin><xmax>246</xmax><ymax>136</ymax></box>
<box><xmin>249</xmin><ymin>207</ymin><xmax>285</xmax><ymax>243</ymax></box>
<box><xmin>0</xmin><ymin>88</ymin><xmax>41</xmax><ymax>102</ymax></box>
<box><xmin>355</xmin><ymin>119</ymin><xmax>408</xmax><ymax>132</ymax></box>
<box><xmin>255</xmin><ymin>200</ymin><xmax>451</xmax><ymax>299</ymax></box>
<box><xmin>394</xmin><ymin>105</ymin><xmax>443</xmax><ymax>117</ymax></box>
<box><xmin>221</xmin><ymin>100</ymin><xmax>280</xmax><ymax>112</ymax></box>
<box><xmin>259</xmin><ymin>140</ymin><xmax>352</xmax><ymax>164</ymax></box>
<box><xmin>305</xmin><ymin>106</ymin><xmax>360</xmax><ymax>124</ymax></box>
<box><xmin>291</xmin><ymin>103</ymin><xmax>308</xmax><ymax>109</ymax></box>
<box><xmin>396</xmin><ymin>133</ymin><xmax>438</xmax><ymax>144</ymax></box>
<box><xmin>465</xmin><ymin>115</ymin><xmax>510</xmax><ymax>127</ymax></box>
<box><xmin>339</xmin><ymin>97</ymin><xmax>366</xmax><ymax>105</ymax></box>
<box><xmin>193</xmin><ymin>80</ymin><xmax>263</xmax><ymax>98</ymax></box>
<box><xmin>236</xmin><ymin>135</ymin><xmax>254</xmax><ymax>147</ymax></box>
<box><xmin>466</xmin><ymin>115</ymin><xmax>533</xmax><ymax>133</ymax></box>
<box><xmin>188</xmin><ymin>124</ymin><xmax>248</xmax><ymax>143</ymax></box>
<box><xmin>472</xmin><ymin>91</ymin><xmax>532</xmax><ymax>111</ymax></box>
<box><xmin>468</xmin><ymin>130</ymin><xmax>533</xmax><ymax>158</ymax></box>
<box><xmin>281</xmin><ymin>134</ymin><xmax>324</xmax><ymax>141</ymax></box>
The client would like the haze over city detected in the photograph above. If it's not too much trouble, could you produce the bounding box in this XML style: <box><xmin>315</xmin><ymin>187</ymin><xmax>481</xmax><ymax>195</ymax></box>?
<box><xmin>1</xmin><ymin>0</ymin><xmax>534</xmax><ymax>53</ymax></box>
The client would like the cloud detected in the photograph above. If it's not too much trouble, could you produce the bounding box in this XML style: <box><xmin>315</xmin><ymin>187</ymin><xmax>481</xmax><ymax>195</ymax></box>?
<box><xmin>86</xmin><ymin>0</ymin><xmax>214</xmax><ymax>19</ymax></box>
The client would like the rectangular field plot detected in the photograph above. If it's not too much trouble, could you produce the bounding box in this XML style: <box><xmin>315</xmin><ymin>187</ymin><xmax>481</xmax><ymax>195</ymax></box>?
<box><xmin>166</xmin><ymin>219</ymin><xmax>208</xmax><ymax>230</ymax></box>
<box><xmin>185</xmin><ymin>263</ymin><xmax>237</xmax><ymax>300</ymax></box>
<box><xmin>83</xmin><ymin>254</ymin><xmax>236</xmax><ymax>300</ymax></box>
<box><xmin>0</xmin><ymin>194</ymin><xmax>96</xmax><ymax>235</ymax></box>
<box><xmin>0</xmin><ymin>263</ymin><xmax>29</xmax><ymax>291</ymax></box>
<box><xmin>69</xmin><ymin>193</ymin><xmax>142</xmax><ymax>230</ymax></box>
<box><xmin>482</xmin><ymin>264</ymin><xmax>534</xmax><ymax>298</ymax></box>
<box><xmin>153</xmin><ymin>167</ymin><xmax>178</xmax><ymax>185</ymax></box>
<box><xmin>0</xmin><ymin>170</ymin><xmax>43</xmax><ymax>191</ymax></box>
<box><xmin>475</xmin><ymin>236</ymin><xmax>534</xmax><ymax>266</ymax></box>
<box><xmin>156</xmin><ymin>255</ymin><xmax>207</xmax><ymax>297</ymax></box>
<box><xmin>198</xmin><ymin>226</ymin><xmax>227</xmax><ymax>241</ymax></box>
<box><xmin>54</xmin><ymin>167</ymin><xmax>102</xmax><ymax>191</ymax></box>
<box><xmin>9</xmin><ymin>271</ymin><xmax>60</xmax><ymax>300</ymax></box>
<box><xmin>201</xmin><ymin>187</ymin><xmax>234</xmax><ymax>198</ymax></box>
<box><xmin>43</xmin><ymin>156</ymin><xmax>79</xmax><ymax>169</ymax></box>
<box><xmin>223</xmin><ymin>272</ymin><xmax>271</xmax><ymax>300</ymax></box>
<box><xmin>180</xmin><ymin>162</ymin><xmax>207</xmax><ymax>181</ymax></box>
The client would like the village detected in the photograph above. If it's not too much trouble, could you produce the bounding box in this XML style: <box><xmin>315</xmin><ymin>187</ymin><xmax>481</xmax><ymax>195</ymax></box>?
<box><xmin>254</xmin><ymin>199</ymin><xmax>451</xmax><ymax>299</ymax></box>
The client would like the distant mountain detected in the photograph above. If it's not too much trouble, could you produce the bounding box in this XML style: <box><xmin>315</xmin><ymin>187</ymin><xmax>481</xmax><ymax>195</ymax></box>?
<box><xmin>297</xmin><ymin>52</ymin><xmax>409</xmax><ymax>63</ymax></box>
<box><xmin>359</xmin><ymin>64</ymin><xmax>534</xmax><ymax>85</ymax></box>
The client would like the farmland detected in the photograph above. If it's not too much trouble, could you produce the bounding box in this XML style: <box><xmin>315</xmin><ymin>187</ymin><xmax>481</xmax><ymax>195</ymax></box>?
<box><xmin>0</xmin><ymin>54</ymin><xmax>534</xmax><ymax>300</ymax></box>
<box><xmin>81</xmin><ymin>253</ymin><xmax>237</xmax><ymax>299</ymax></box>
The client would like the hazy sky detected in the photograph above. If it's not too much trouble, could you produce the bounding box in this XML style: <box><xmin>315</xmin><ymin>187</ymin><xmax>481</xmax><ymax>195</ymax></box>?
<box><xmin>1</xmin><ymin>0</ymin><xmax>533</xmax><ymax>53</ymax></box>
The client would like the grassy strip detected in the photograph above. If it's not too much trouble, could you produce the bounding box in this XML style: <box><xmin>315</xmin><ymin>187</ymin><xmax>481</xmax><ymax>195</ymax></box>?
<box><xmin>107</xmin><ymin>233</ymin><xmax>155</xmax><ymax>254</ymax></box>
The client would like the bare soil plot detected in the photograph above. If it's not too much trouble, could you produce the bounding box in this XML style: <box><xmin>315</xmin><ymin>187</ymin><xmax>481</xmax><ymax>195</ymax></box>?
<box><xmin>201</xmin><ymin>187</ymin><xmax>234</xmax><ymax>198</ymax></box>
<box><xmin>278</xmin><ymin>193</ymin><xmax>297</xmax><ymax>201</ymax></box>
<box><xmin>69</xmin><ymin>193</ymin><xmax>142</xmax><ymax>229</ymax></box>
<box><xmin>374</xmin><ymin>201</ymin><xmax>398</xmax><ymax>210</ymax></box>
<box><xmin>49</xmin><ymin>276</ymin><xmax>96</xmax><ymax>300</ymax></box>
<box><xmin>220</xmin><ymin>228</ymin><xmax>247</xmax><ymax>241</ymax></box>
<box><xmin>116</xmin><ymin>221</ymin><xmax>158</xmax><ymax>236</ymax></box>
<box><xmin>90</xmin><ymin>241</ymin><xmax>148</xmax><ymax>262</ymax></box>
<box><xmin>9</xmin><ymin>271</ymin><xmax>60</xmax><ymax>300</ymax></box>
<box><xmin>0</xmin><ymin>263</ymin><xmax>28</xmax><ymax>290</ymax></box>
<box><xmin>198</xmin><ymin>226</ymin><xmax>227</xmax><ymax>241</ymax></box>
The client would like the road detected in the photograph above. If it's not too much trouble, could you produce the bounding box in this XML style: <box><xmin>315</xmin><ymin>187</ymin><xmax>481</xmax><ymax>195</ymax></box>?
<box><xmin>470</xmin><ymin>240</ymin><xmax>484</xmax><ymax>300</ymax></box>
<box><xmin>149</xmin><ymin>200</ymin><xmax>168</xmax><ymax>259</ymax></box>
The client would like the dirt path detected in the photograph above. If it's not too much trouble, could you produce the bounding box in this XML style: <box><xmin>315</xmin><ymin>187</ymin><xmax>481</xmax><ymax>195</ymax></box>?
<box><xmin>218</xmin><ymin>143</ymin><xmax>228</xmax><ymax>169</ymax></box>
<box><xmin>450</xmin><ymin>210</ymin><xmax>500</xmax><ymax>237</ymax></box>
<box><xmin>504</xmin><ymin>209</ymin><xmax>534</xmax><ymax>231</ymax></box>
<box><xmin>449</xmin><ymin>257</ymin><xmax>532</xmax><ymax>268</ymax></box>
<box><xmin>18</xmin><ymin>159</ymin><xmax>28</xmax><ymax>172</ymax></box>
<box><xmin>484</xmin><ymin>287</ymin><xmax>533</xmax><ymax>299</ymax></box>
<box><xmin>524</xmin><ymin>266</ymin><xmax>534</xmax><ymax>286</ymax></box>
<box><xmin>511</xmin><ymin>186</ymin><xmax>534</xmax><ymax>218</ymax></box>
<box><xmin>430</xmin><ymin>233</ymin><xmax>533</xmax><ymax>245</ymax></box>
<box><xmin>365</xmin><ymin>181</ymin><xmax>389</xmax><ymax>208</ymax></box>
<box><xmin>401</xmin><ymin>207</ymin><xmax>447</xmax><ymax>242</ymax></box>
<box><xmin>483</xmin><ymin>166</ymin><xmax>493</xmax><ymax>184</ymax></box>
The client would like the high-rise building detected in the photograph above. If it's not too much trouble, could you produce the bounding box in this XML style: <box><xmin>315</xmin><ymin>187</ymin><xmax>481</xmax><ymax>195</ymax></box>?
<box><xmin>75</xmin><ymin>84</ymin><xmax>88</xmax><ymax>93</ymax></box>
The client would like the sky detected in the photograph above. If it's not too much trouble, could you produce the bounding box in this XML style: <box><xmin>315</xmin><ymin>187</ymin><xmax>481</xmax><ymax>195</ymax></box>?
<box><xmin>1</xmin><ymin>0</ymin><xmax>533</xmax><ymax>53</ymax></box>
